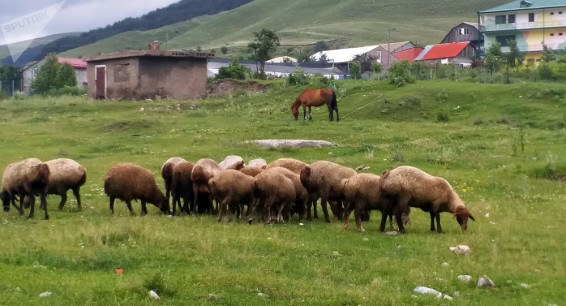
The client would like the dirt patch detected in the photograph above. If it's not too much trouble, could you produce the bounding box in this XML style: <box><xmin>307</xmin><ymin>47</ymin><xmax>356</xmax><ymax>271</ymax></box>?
<box><xmin>207</xmin><ymin>80</ymin><xmax>269</xmax><ymax>97</ymax></box>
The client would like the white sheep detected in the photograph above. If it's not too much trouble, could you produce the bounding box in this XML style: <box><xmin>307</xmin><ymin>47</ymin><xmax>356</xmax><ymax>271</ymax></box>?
<box><xmin>219</xmin><ymin>155</ymin><xmax>244</xmax><ymax>170</ymax></box>
<box><xmin>1</xmin><ymin>158</ymin><xmax>50</xmax><ymax>219</ymax></box>
<box><xmin>380</xmin><ymin>165</ymin><xmax>475</xmax><ymax>233</ymax></box>
<box><xmin>45</xmin><ymin>158</ymin><xmax>86</xmax><ymax>211</ymax></box>
<box><xmin>104</xmin><ymin>163</ymin><xmax>169</xmax><ymax>215</ymax></box>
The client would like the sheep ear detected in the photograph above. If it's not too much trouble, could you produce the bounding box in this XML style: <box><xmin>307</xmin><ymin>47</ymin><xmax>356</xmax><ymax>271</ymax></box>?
<box><xmin>469</xmin><ymin>214</ymin><xmax>476</xmax><ymax>221</ymax></box>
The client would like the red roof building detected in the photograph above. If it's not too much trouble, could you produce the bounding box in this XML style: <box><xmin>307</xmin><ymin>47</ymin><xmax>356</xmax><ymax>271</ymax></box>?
<box><xmin>58</xmin><ymin>57</ymin><xmax>87</xmax><ymax>70</ymax></box>
<box><xmin>392</xmin><ymin>47</ymin><xmax>424</xmax><ymax>62</ymax></box>
<box><xmin>420</xmin><ymin>42</ymin><xmax>470</xmax><ymax>60</ymax></box>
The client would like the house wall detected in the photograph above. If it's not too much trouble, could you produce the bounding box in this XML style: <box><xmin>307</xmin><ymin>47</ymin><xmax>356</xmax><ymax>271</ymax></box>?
<box><xmin>137</xmin><ymin>57</ymin><xmax>207</xmax><ymax>100</ymax></box>
<box><xmin>442</xmin><ymin>24</ymin><xmax>481</xmax><ymax>44</ymax></box>
<box><xmin>86</xmin><ymin>56</ymin><xmax>207</xmax><ymax>100</ymax></box>
<box><xmin>480</xmin><ymin>6</ymin><xmax>566</xmax><ymax>60</ymax></box>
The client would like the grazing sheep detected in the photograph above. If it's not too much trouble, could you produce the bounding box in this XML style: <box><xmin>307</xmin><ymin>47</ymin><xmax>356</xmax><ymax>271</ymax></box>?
<box><xmin>104</xmin><ymin>163</ymin><xmax>169</xmax><ymax>215</ymax></box>
<box><xmin>1</xmin><ymin>158</ymin><xmax>50</xmax><ymax>219</ymax></box>
<box><xmin>219</xmin><ymin>155</ymin><xmax>245</xmax><ymax>170</ymax></box>
<box><xmin>161</xmin><ymin>157</ymin><xmax>187</xmax><ymax>201</ymax></box>
<box><xmin>190</xmin><ymin>159</ymin><xmax>222</xmax><ymax>214</ymax></box>
<box><xmin>171</xmin><ymin>162</ymin><xmax>194</xmax><ymax>215</ymax></box>
<box><xmin>341</xmin><ymin>173</ymin><xmax>410</xmax><ymax>232</ymax></box>
<box><xmin>240</xmin><ymin>166</ymin><xmax>264</xmax><ymax>177</ymax></box>
<box><xmin>266</xmin><ymin>158</ymin><xmax>319</xmax><ymax>219</ymax></box>
<box><xmin>265</xmin><ymin>167</ymin><xmax>309</xmax><ymax>221</ymax></box>
<box><xmin>45</xmin><ymin>158</ymin><xmax>86</xmax><ymax>211</ymax></box>
<box><xmin>252</xmin><ymin>169</ymin><xmax>296</xmax><ymax>224</ymax></box>
<box><xmin>380</xmin><ymin>166</ymin><xmax>475</xmax><ymax>233</ymax></box>
<box><xmin>209</xmin><ymin>169</ymin><xmax>256</xmax><ymax>222</ymax></box>
<box><xmin>300</xmin><ymin>160</ymin><xmax>356</xmax><ymax>223</ymax></box>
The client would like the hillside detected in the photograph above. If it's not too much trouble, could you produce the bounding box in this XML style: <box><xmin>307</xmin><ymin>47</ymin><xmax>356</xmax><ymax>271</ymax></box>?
<box><xmin>62</xmin><ymin>0</ymin><xmax>510</xmax><ymax>59</ymax></box>
<box><xmin>1</xmin><ymin>0</ymin><xmax>252</xmax><ymax>66</ymax></box>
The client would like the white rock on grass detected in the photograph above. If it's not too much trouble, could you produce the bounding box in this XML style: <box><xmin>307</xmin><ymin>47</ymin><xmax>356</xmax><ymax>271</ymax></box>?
<box><xmin>413</xmin><ymin>286</ymin><xmax>453</xmax><ymax>300</ymax></box>
<box><xmin>457</xmin><ymin>275</ymin><xmax>473</xmax><ymax>283</ymax></box>
<box><xmin>149</xmin><ymin>290</ymin><xmax>160</xmax><ymax>300</ymax></box>
<box><xmin>257</xmin><ymin>292</ymin><xmax>269</xmax><ymax>298</ymax></box>
<box><xmin>441</xmin><ymin>262</ymin><xmax>449</xmax><ymax>267</ymax></box>
<box><xmin>39</xmin><ymin>292</ymin><xmax>52</xmax><ymax>298</ymax></box>
<box><xmin>449</xmin><ymin>245</ymin><xmax>471</xmax><ymax>255</ymax></box>
<box><xmin>519</xmin><ymin>283</ymin><xmax>530</xmax><ymax>289</ymax></box>
<box><xmin>385</xmin><ymin>231</ymin><xmax>398</xmax><ymax>236</ymax></box>
<box><xmin>477</xmin><ymin>275</ymin><xmax>496</xmax><ymax>288</ymax></box>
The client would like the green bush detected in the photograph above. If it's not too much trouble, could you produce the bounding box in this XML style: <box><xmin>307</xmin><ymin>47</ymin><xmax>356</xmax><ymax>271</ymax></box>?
<box><xmin>47</xmin><ymin>86</ymin><xmax>87</xmax><ymax>97</ymax></box>
<box><xmin>217</xmin><ymin>59</ymin><xmax>252</xmax><ymax>80</ymax></box>
<box><xmin>388</xmin><ymin>61</ymin><xmax>415</xmax><ymax>87</ymax></box>
<box><xmin>286</xmin><ymin>69</ymin><xmax>309</xmax><ymax>86</ymax></box>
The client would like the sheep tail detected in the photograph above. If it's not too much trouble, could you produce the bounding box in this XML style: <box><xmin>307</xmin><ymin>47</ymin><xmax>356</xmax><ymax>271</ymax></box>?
<box><xmin>299</xmin><ymin>166</ymin><xmax>311</xmax><ymax>187</ymax></box>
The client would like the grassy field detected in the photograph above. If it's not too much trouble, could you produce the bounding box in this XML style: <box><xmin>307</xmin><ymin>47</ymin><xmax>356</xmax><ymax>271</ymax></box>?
<box><xmin>0</xmin><ymin>79</ymin><xmax>565</xmax><ymax>305</ymax></box>
<box><xmin>61</xmin><ymin>0</ymin><xmax>510</xmax><ymax>58</ymax></box>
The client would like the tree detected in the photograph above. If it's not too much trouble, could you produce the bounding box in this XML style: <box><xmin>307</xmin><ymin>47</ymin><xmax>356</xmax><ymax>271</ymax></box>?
<box><xmin>349</xmin><ymin>61</ymin><xmax>361</xmax><ymax>79</ymax></box>
<box><xmin>506</xmin><ymin>39</ymin><xmax>524</xmax><ymax>72</ymax></box>
<box><xmin>220</xmin><ymin>46</ymin><xmax>228</xmax><ymax>55</ymax></box>
<box><xmin>541</xmin><ymin>45</ymin><xmax>556</xmax><ymax>63</ymax></box>
<box><xmin>216</xmin><ymin>59</ymin><xmax>251</xmax><ymax>80</ymax></box>
<box><xmin>247</xmin><ymin>28</ymin><xmax>280</xmax><ymax>78</ymax></box>
<box><xmin>31</xmin><ymin>54</ymin><xmax>60</xmax><ymax>94</ymax></box>
<box><xmin>484</xmin><ymin>42</ymin><xmax>503</xmax><ymax>75</ymax></box>
<box><xmin>0</xmin><ymin>65</ymin><xmax>19</xmax><ymax>81</ymax></box>
<box><xmin>352</xmin><ymin>52</ymin><xmax>379</xmax><ymax>73</ymax></box>
<box><xmin>313</xmin><ymin>41</ymin><xmax>329</xmax><ymax>53</ymax></box>
<box><xmin>57</xmin><ymin>63</ymin><xmax>77</xmax><ymax>88</ymax></box>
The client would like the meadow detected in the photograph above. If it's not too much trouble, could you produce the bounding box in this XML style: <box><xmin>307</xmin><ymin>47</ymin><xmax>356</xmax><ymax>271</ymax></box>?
<box><xmin>0</xmin><ymin>79</ymin><xmax>565</xmax><ymax>305</ymax></box>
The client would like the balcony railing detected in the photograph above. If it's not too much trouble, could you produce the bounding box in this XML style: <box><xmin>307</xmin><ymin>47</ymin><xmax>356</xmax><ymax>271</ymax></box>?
<box><xmin>480</xmin><ymin>21</ymin><xmax>566</xmax><ymax>32</ymax></box>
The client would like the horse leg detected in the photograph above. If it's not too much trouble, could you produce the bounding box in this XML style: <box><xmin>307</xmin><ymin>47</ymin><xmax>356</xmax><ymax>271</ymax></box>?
<box><xmin>335</xmin><ymin>107</ymin><xmax>340</xmax><ymax>122</ymax></box>
<box><xmin>328</xmin><ymin>106</ymin><xmax>334</xmax><ymax>121</ymax></box>
<box><xmin>308</xmin><ymin>106</ymin><xmax>313</xmax><ymax>120</ymax></box>
<box><xmin>302</xmin><ymin>105</ymin><xmax>307</xmax><ymax>120</ymax></box>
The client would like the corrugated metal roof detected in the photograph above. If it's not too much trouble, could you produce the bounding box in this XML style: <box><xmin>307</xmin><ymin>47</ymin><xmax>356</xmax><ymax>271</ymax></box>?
<box><xmin>58</xmin><ymin>57</ymin><xmax>87</xmax><ymax>69</ymax></box>
<box><xmin>479</xmin><ymin>0</ymin><xmax>566</xmax><ymax>13</ymax></box>
<box><xmin>392</xmin><ymin>48</ymin><xmax>424</xmax><ymax>62</ymax></box>
<box><xmin>417</xmin><ymin>42</ymin><xmax>470</xmax><ymax>61</ymax></box>
<box><xmin>311</xmin><ymin>41</ymin><xmax>411</xmax><ymax>63</ymax></box>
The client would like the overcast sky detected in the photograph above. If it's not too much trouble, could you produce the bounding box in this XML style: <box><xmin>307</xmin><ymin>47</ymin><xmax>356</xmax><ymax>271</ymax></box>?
<box><xmin>0</xmin><ymin>0</ymin><xmax>180</xmax><ymax>44</ymax></box>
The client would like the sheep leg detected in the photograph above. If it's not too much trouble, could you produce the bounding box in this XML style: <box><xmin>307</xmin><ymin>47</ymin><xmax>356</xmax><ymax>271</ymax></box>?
<box><xmin>12</xmin><ymin>195</ymin><xmax>23</xmax><ymax>215</ymax></box>
<box><xmin>342</xmin><ymin>201</ymin><xmax>352</xmax><ymax>230</ymax></box>
<box><xmin>125</xmin><ymin>200</ymin><xmax>135</xmax><ymax>216</ymax></box>
<box><xmin>40</xmin><ymin>191</ymin><xmax>49</xmax><ymax>220</ymax></box>
<box><xmin>354</xmin><ymin>207</ymin><xmax>365</xmax><ymax>232</ymax></box>
<box><xmin>429</xmin><ymin>211</ymin><xmax>436</xmax><ymax>231</ymax></box>
<box><xmin>434</xmin><ymin>211</ymin><xmax>442</xmax><ymax>233</ymax></box>
<box><xmin>109</xmin><ymin>197</ymin><xmax>116</xmax><ymax>214</ymax></box>
<box><xmin>321</xmin><ymin>198</ymin><xmax>331</xmax><ymax>223</ymax></box>
<box><xmin>27</xmin><ymin>195</ymin><xmax>35</xmax><ymax>219</ymax></box>
<box><xmin>171</xmin><ymin>194</ymin><xmax>178</xmax><ymax>215</ymax></box>
<box><xmin>217</xmin><ymin>199</ymin><xmax>228</xmax><ymax>222</ymax></box>
<box><xmin>277</xmin><ymin>203</ymin><xmax>285</xmax><ymax>223</ymax></box>
<box><xmin>248</xmin><ymin>198</ymin><xmax>259</xmax><ymax>224</ymax></box>
<box><xmin>58</xmin><ymin>192</ymin><xmax>68</xmax><ymax>211</ymax></box>
<box><xmin>72</xmin><ymin>187</ymin><xmax>82</xmax><ymax>211</ymax></box>
<box><xmin>140</xmin><ymin>201</ymin><xmax>148</xmax><ymax>216</ymax></box>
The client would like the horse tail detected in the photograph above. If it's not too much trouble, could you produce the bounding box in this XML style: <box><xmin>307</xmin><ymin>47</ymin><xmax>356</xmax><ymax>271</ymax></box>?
<box><xmin>331</xmin><ymin>90</ymin><xmax>338</xmax><ymax>110</ymax></box>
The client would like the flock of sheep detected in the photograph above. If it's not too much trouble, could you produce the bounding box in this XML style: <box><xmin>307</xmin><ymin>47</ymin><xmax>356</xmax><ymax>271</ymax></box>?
<box><xmin>0</xmin><ymin>155</ymin><xmax>475</xmax><ymax>233</ymax></box>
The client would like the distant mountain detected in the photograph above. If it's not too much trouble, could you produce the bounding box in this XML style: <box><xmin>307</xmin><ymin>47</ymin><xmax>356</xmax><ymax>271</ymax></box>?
<box><xmin>60</xmin><ymin>0</ymin><xmax>510</xmax><ymax>60</ymax></box>
<box><xmin>1</xmin><ymin>0</ymin><xmax>253</xmax><ymax>66</ymax></box>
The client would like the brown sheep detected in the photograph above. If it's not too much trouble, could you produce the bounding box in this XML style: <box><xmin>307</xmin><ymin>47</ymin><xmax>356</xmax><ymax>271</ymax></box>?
<box><xmin>300</xmin><ymin>160</ymin><xmax>356</xmax><ymax>223</ymax></box>
<box><xmin>380</xmin><ymin>165</ymin><xmax>475</xmax><ymax>233</ymax></box>
<box><xmin>252</xmin><ymin>169</ymin><xmax>296</xmax><ymax>224</ymax></box>
<box><xmin>209</xmin><ymin>169</ymin><xmax>256</xmax><ymax>222</ymax></box>
<box><xmin>1</xmin><ymin>158</ymin><xmax>50</xmax><ymax>219</ymax></box>
<box><xmin>265</xmin><ymin>167</ymin><xmax>309</xmax><ymax>221</ymax></box>
<box><xmin>247</xmin><ymin>159</ymin><xmax>267</xmax><ymax>168</ymax></box>
<box><xmin>239</xmin><ymin>166</ymin><xmax>264</xmax><ymax>177</ymax></box>
<box><xmin>161</xmin><ymin>157</ymin><xmax>187</xmax><ymax>201</ymax></box>
<box><xmin>104</xmin><ymin>163</ymin><xmax>169</xmax><ymax>215</ymax></box>
<box><xmin>45</xmin><ymin>158</ymin><xmax>86</xmax><ymax>211</ymax></box>
<box><xmin>190</xmin><ymin>158</ymin><xmax>222</xmax><ymax>214</ymax></box>
<box><xmin>171</xmin><ymin>162</ymin><xmax>194</xmax><ymax>215</ymax></box>
<box><xmin>341</xmin><ymin>173</ymin><xmax>410</xmax><ymax>232</ymax></box>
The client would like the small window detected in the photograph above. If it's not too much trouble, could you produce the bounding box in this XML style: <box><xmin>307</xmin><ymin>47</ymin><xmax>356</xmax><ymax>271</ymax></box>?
<box><xmin>508</xmin><ymin>14</ymin><xmax>516</xmax><ymax>23</ymax></box>
<box><xmin>495</xmin><ymin>15</ymin><xmax>507</xmax><ymax>24</ymax></box>
<box><xmin>550</xmin><ymin>12</ymin><xmax>554</xmax><ymax>15</ymax></box>
<box><xmin>457</xmin><ymin>28</ymin><xmax>470</xmax><ymax>36</ymax></box>
<box><xmin>529</xmin><ymin>13</ymin><xmax>535</xmax><ymax>22</ymax></box>
<box><xmin>496</xmin><ymin>35</ymin><xmax>516</xmax><ymax>47</ymax></box>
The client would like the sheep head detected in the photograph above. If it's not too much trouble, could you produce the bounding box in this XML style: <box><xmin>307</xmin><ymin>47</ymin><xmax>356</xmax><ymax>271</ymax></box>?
<box><xmin>454</xmin><ymin>206</ymin><xmax>475</xmax><ymax>231</ymax></box>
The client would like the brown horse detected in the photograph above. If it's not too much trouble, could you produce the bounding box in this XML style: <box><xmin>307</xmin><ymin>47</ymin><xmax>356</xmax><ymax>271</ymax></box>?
<box><xmin>291</xmin><ymin>88</ymin><xmax>339</xmax><ymax>121</ymax></box>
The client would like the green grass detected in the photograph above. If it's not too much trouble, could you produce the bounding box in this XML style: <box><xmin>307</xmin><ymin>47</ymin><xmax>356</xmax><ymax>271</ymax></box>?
<box><xmin>61</xmin><ymin>0</ymin><xmax>510</xmax><ymax>58</ymax></box>
<box><xmin>0</xmin><ymin>80</ymin><xmax>565</xmax><ymax>305</ymax></box>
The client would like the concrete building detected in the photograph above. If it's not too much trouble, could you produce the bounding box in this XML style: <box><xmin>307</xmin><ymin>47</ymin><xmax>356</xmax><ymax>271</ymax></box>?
<box><xmin>83</xmin><ymin>42</ymin><xmax>212</xmax><ymax>100</ymax></box>
<box><xmin>478</xmin><ymin>0</ymin><xmax>566</xmax><ymax>65</ymax></box>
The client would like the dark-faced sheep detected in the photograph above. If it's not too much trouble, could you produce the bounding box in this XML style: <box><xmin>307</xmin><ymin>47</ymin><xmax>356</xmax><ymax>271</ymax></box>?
<box><xmin>1</xmin><ymin>158</ymin><xmax>50</xmax><ymax>219</ymax></box>
<box><xmin>104</xmin><ymin>163</ymin><xmax>169</xmax><ymax>216</ymax></box>
<box><xmin>161</xmin><ymin>157</ymin><xmax>187</xmax><ymax>201</ymax></box>
<box><xmin>209</xmin><ymin>169</ymin><xmax>256</xmax><ymax>222</ymax></box>
<box><xmin>171</xmin><ymin>161</ymin><xmax>194</xmax><ymax>215</ymax></box>
<box><xmin>190</xmin><ymin>158</ymin><xmax>222</xmax><ymax>214</ymax></box>
<box><xmin>45</xmin><ymin>158</ymin><xmax>86</xmax><ymax>211</ymax></box>
<box><xmin>252</xmin><ymin>169</ymin><xmax>296</xmax><ymax>224</ymax></box>
<box><xmin>380</xmin><ymin>165</ymin><xmax>475</xmax><ymax>233</ymax></box>
<box><xmin>341</xmin><ymin>173</ymin><xmax>410</xmax><ymax>232</ymax></box>
<box><xmin>300</xmin><ymin>160</ymin><xmax>356</xmax><ymax>223</ymax></box>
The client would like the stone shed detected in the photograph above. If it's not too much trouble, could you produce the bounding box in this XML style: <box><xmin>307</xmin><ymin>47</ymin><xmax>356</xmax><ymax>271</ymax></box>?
<box><xmin>84</xmin><ymin>43</ymin><xmax>213</xmax><ymax>100</ymax></box>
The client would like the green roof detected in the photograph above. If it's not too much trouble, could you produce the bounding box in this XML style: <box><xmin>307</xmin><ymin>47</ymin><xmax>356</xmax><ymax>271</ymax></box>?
<box><xmin>479</xmin><ymin>0</ymin><xmax>566</xmax><ymax>13</ymax></box>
